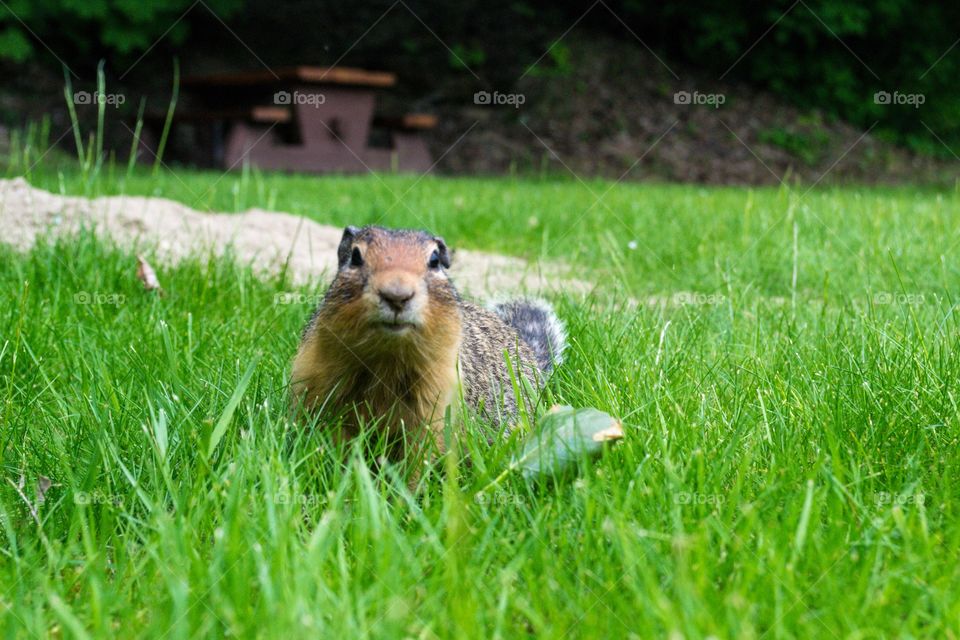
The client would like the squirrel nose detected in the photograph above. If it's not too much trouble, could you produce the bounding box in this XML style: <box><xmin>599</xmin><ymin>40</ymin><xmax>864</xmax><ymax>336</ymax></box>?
<box><xmin>378</xmin><ymin>283</ymin><xmax>415</xmax><ymax>312</ymax></box>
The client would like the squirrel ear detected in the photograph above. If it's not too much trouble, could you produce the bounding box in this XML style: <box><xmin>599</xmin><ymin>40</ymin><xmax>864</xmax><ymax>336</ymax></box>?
<box><xmin>337</xmin><ymin>226</ymin><xmax>360</xmax><ymax>267</ymax></box>
<box><xmin>434</xmin><ymin>236</ymin><xmax>452</xmax><ymax>268</ymax></box>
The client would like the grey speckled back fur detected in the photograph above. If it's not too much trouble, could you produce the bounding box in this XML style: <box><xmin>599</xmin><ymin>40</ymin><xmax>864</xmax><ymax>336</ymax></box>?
<box><xmin>456</xmin><ymin>301</ymin><xmax>538</xmax><ymax>432</ymax></box>
<box><xmin>489</xmin><ymin>298</ymin><xmax>567</xmax><ymax>372</ymax></box>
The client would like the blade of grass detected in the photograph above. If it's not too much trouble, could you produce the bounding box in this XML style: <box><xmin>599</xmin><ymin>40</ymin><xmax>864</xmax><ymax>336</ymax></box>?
<box><xmin>207</xmin><ymin>358</ymin><xmax>259</xmax><ymax>460</ymax></box>
<box><xmin>153</xmin><ymin>59</ymin><xmax>180</xmax><ymax>176</ymax></box>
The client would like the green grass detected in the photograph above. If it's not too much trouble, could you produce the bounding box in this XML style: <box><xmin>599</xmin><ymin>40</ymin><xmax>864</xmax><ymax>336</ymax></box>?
<box><xmin>2</xmin><ymin>166</ymin><xmax>960</xmax><ymax>638</ymax></box>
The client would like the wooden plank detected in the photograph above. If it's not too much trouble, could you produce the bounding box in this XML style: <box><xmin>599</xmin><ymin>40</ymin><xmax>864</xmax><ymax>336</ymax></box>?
<box><xmin>183</xmin><ymin>66</ymin><xmax>397</xmax><ymax>88</ymax></box>
<box><xmin>294</xmin><ymin>66</ymin><xmax>396</xmax><ymax>87</ymax></box>
<box><xmin>250</xmin><ymin>106</ymin><xmax>291</xmax><ymax>123</ymax></box>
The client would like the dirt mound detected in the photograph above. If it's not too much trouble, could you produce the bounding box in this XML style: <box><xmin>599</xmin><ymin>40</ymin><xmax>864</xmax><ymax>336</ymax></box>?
<box><xmin>0</xmin><ymin>178</ymin><xmax>589</xmax><ymax>297</ymax></box>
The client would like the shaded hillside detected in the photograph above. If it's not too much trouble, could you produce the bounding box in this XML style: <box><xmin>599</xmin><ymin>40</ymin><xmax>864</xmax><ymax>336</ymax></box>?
<box><xmin>428</xmin><ymin>38</ymin><xmax>954</xmax><ymax>185</ymax></box>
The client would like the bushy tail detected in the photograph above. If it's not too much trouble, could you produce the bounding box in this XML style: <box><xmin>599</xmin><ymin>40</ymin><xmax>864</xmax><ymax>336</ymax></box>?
<box><xmin>491</xmin><ymin>298</ymin><xmax>567</xmax><ymax>373</ymax></box>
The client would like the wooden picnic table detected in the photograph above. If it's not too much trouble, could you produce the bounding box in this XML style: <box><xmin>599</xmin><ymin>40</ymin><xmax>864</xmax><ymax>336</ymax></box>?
<box><xmin>160</xmin><ymin>66</ymin><xmax>435</xmax><ymax>173</ymax></box>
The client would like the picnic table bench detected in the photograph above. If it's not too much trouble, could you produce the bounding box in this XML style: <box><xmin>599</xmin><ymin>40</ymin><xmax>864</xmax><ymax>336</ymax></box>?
<box><xmin>145</xmin><ymin>66</ymin><xmax>436</xmax><ymax>173</ymax></box>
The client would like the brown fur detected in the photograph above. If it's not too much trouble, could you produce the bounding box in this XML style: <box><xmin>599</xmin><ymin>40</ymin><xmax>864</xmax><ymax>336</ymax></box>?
<box><xmin>290</xmin><ymin>226</ymin><xmax>543</xmax><ymax>460</ymax></box>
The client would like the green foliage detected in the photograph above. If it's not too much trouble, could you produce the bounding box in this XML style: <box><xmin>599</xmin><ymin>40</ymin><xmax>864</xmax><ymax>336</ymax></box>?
<box><xmin>0</xmin><ymin>25</ymin><xmax>32</xmax><ymax>62</ymax></box>
<box><xmin>758</xmin><ymin>125</ymin><xmax>831</xmax><ymax>166</ymax></box>
<box><xmin>449</xmin><ymin>44</ymin><xmax>486</xmax><ymax>70</ymax></box>
<box><xmin>526</xmin><ymin>41</ymin><xmax>573</xmax><ymax>78</ymax></box>
<box><xmin>0</xmin><ymin>0</ymin><xmax>244</xmax><ymax>69</ymax></box>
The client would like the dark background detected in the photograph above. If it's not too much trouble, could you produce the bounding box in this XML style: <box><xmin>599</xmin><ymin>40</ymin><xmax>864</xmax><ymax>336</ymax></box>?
<box><xmin>1</xmin><ymin>0</ymin><xmax>957</xmax><ymax>183</ymax></box>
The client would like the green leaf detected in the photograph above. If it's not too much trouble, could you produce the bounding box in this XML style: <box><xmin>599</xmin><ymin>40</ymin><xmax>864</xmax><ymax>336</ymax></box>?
<box><xmin>206</xmin><ymin>359</ymin><xmax>258</xmax><ymax>460</ymax></box>
<box><xmin>512</xmin><ymin>405</ymin><xmax>623</xmax><ymax>479</ymax></box>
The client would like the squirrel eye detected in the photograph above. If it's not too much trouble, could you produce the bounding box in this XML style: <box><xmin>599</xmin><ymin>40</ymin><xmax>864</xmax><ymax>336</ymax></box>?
<box><xmin>350</xmin><ymin>247</ymin><xmax>363</xmax><ymax>267</ymax></box>
<box><xmin>428</xmin><ymin>249</ymin><xmax>441</xmax><ymax>270</ymax></box>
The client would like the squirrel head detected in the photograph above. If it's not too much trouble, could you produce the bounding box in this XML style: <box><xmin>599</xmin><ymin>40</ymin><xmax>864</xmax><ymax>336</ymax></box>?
<box><xmin>320</xmin><ymin>225</ymin><xmax>459</xmax><ymax>343</ymax></box>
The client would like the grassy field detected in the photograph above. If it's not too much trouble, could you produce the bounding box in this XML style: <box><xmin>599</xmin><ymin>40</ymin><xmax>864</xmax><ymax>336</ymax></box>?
<box><xmin>2</xmin><ymin>166</ymin><xmax>960</xmax><ymax>638</ymax></box>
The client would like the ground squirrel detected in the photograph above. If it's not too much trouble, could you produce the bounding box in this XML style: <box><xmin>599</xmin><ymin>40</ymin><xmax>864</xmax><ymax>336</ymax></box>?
<box><xmin>290</xmin><ymin>225</ymin><xmax>566</xmax><ymax>458</ymax></box>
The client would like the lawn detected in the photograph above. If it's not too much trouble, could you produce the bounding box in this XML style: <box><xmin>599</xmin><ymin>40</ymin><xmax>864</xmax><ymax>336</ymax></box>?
<box><xmin>1</xmin><ymin>166</ymin><xmax>959</xmax><ymax>638</ymax></box>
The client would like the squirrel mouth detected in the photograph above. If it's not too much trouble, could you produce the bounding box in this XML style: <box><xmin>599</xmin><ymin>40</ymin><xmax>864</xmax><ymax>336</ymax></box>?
<box><xmin>376</xmin><ymin>320</ymin><xmax>416</xmax><ymax>333</ymax></box>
